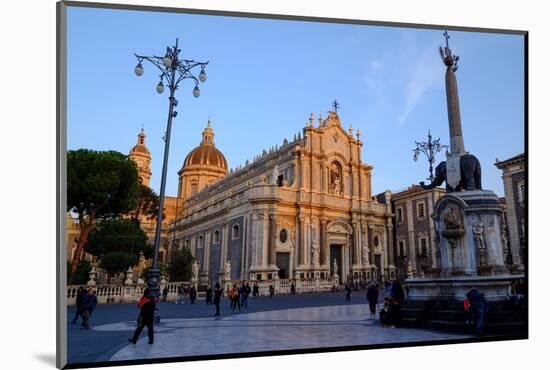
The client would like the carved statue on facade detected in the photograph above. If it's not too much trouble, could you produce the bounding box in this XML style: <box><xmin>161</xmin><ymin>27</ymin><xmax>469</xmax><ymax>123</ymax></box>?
<box><xmin>473</xmin><ymin>220</ymin><xmax>487</xmax><ymax>266</ymax></box>
<box><xmin>224</xmin><ymin>260</ymin><xmax>231</xmax><ymax>280</ymax></box>
<box><xmin>332</xmin><ymin>175</ymin><xmax>341</xmax><ymax>195</ymax></box>
<box><xmin>272</xmin><ymin>164</ymin><xmax>280</xmax><ymax>185</ymax></box>
<box><xmin>441</xmin><ymin>207</ymin><xmax>464</xmax><ymax>239</ymax></box>
<box><xmin>332</xmin><ymin>258</ymin><xmax>339</xmax><ymax>277</ymax></box>
<box><xmin>192</xmin><ymin>260</ymin><xmax>200</xmax><ymax>281</ymax></box>
<box><xmin>311</xmin><ymin>222</ymin><xmax>319</xmax><ymax>266</ymax></box>
<box><xmin>330</xmin><ymin>162</ymin><xmax>343</xmax><ymax>196</ymax></box>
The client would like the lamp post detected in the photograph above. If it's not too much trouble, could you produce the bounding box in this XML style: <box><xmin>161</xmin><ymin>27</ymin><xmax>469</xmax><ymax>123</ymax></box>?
<box><xmin>134</xmin><ymin>39</ymin><xmax>208</xmax><ymax>322</ymax></box>
<box><xmin>413</xmin><ymin>130</ymin><xmax>447</xmax><ymax>182</ymax></box>
<box><xmin>413</xmin><ymin>130</ymin><xmax>447</xmax><ymax>272</ymax></box>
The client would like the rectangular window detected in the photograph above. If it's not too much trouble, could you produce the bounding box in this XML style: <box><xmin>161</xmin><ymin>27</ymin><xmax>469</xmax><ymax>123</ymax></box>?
<box><xmin>399</xmin><ymin>241</ymin><xmax>405</xmax><ymax>256</ymax></box>
<box><xmin>417</xmin><ymin>202</ymin><xmax>425</xmax><ymax>218</ymax></box>
<box><xmin>397</xmin><ymin>208</ymin><xmax>403</xmax><ymax>224</ymax></box>
<box><xmin>191</xmin><ymin>183</ymin><xmax>198</xmax><ymax>195</ymax></box>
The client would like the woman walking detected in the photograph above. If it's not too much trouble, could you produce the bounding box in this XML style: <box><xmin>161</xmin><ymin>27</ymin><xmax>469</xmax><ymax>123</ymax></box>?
<box><xmin>128</xmin><ymin>288</ymin><xmax>156</xmax><ymax>344</ymax></box>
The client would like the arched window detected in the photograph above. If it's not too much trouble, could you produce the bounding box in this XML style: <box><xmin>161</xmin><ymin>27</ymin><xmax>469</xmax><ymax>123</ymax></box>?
<box><xmin>232</xmin><ymin>224</ymin><xmax>239</xmax><ymax>239</ymax></box>
<box><xmin>214</xmin><ymin>230</ymin><xmax>220</xmax><ymax>244</ymax></box>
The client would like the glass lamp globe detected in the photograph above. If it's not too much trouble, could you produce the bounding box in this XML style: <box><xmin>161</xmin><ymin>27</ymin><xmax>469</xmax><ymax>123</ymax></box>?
<box><xmin>198</xmin><ymin>69</ymin><xmax>207</xmax><ymax>83</ymax></box>
<box><xmin>134</xmin><ymin>63</ymin><xmax>144</xmax><ymax>76</ymax></box>
<box><xmin>193</xmin><ymin>85</ymin><xmax>200</xmax><ymax>98</ymax></box>
<box><xmin>156</xmin><ymin>82</ymin><xmax>165</xmax><ymax>94</ymax></box>
<box><xmin>162</xmin><ymin>56</ymin><xmax>172</xmax><ymax>68</ymax></box>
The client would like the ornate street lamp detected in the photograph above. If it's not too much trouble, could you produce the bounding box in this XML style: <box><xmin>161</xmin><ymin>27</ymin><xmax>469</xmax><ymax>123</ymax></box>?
<box><xmin>413</xmin><ymin>130</ymin><xmax>447</xmax><ymax>182</ymax></box>
<box><xmin>134</xmin><ymin>39</ymin><xmax>208</xmax><ymax>322</ymax></box>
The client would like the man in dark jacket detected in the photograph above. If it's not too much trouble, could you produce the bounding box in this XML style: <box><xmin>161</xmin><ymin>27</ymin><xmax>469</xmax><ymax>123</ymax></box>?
<box><xmin>189</xmin><ymin>286</ymin><xmax>197</xmax><ymax>304</ymax></box>
<box><xmin>71</xmin><ymin>287</ymin><xmax>85</xmax><ymax>324</ymax></box>
<box><xmin>466</xmin><ymin>288</ymin><xmax>486</xmax><ymax>337</ymax></box>
<box><xmin>128</xmin><ymin>288</ymin><xmax>156</xmax><ymax>344</ymax></box>
<box><xmin>390</xmin><ymin>279</ymin><xmax>405</xmax><ymax>303</ymax></box>
<box><xmin>205</xmin><ymin>284</ymin><xmax>213</xmax><ymax>307</ymax></box>
<box><xmin>366</xmin><ymin>283</ymin><xmax>379</xmax><ymax>315</ymax></box>
<box><xmin>81</xmin><ymin>288</ymin><xmax>98</xmax><ymax>330</ymax></box>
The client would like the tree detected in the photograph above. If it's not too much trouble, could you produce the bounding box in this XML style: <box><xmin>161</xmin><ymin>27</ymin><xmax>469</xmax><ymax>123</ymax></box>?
<box><xmin>99</xmin><ymin>251</ymin><xmax>138</xmax><ymax>279</ymax></box>
<box><xmin>69</xmin><ymin>260</ymin><xmax>92</xmax><ymax>285</ymax></box>
<box><xmin>67</xmin><ymin>149</ymin><xmax>139</xmax><ymax>273</ymax></box>
<box><xmin>167</xmin><ymin>249</ymin><xmax>195</xmax><ymax>281</ymax></box>
<box><xmin>85</xmin><ymin>218</ymin><xmax>148</xmax><ymax>258</ymax></box>
<box><xmin>130</xmin><ymin>184</ymin><xmax>161</xmax><ymax>227</ymax></box>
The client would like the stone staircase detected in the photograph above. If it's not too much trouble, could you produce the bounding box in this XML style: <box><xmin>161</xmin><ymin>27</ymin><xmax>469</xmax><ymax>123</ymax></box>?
<box><xmin>399</xmin><ymin>299</ymin><xmax>527</xmax><ymax>336</ymax></box>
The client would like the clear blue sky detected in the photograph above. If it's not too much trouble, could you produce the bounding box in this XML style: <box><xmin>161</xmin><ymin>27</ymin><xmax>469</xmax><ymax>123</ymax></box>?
<box><xmin>67</xmin><ymin>6</ymin><xmax>524</xmax><ymax>197</ymax></box>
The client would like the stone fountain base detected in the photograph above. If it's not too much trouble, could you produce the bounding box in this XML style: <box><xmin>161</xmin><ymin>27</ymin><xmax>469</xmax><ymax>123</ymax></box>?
<box><xmin>406</xmin><ymin>273</ymin><xmax>523</xmax><ymax>301</ymax></box>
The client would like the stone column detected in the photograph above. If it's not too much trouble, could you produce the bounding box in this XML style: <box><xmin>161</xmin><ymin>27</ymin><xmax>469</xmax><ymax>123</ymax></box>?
<box><xmin>298</xmin><ymin>214</ymin><xmax>306</xmax><ymax>266</ymax></box>
<box><xmin>242</xmin><ymin>216</ymin><xmax>248</xmax><ymax>279</ymax></box>
<box><xmin>368</xmin><ymin>223</ymin><xmax>376</xmax><ymax>268</ymax></box>
<box><xmin>386</xmin><ymin>223</ymin><xmax>395</xmax><ymax>269</ymax></box>
<box><xmin>220</xmin><ymin>223</ymin><xmax>228</xmax><ymax>272</ymax></box>
<box><xmin>203</xmin><ymin>228</ymin><xmax>211</xmax><ymax>278</ymax></box>
<box><xmin>320</xmin><ymin>218</ymin><xmax>327</xmax><ymax>265</ymax></box>
<box><xmin>351</xmin><ymin>222</ymin><xmax>359</xmax><ymax>266</ymax></box>
<box><xmin>268</xmin><ymin>212</ymin><xmax>277</xmax><ymax>267</ymax></box>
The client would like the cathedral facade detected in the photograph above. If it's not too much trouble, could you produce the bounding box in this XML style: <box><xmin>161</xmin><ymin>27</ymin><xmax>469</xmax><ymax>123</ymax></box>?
<box><xmin>169</xmin><ymin>110</ymin><xmax>396</xmax><ymax>285</ymax></box>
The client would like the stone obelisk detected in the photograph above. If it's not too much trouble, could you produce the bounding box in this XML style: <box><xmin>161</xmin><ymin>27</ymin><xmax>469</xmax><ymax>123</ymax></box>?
<box><xmin>440</xmin><ymin>31</ymin><xmax>464</xmax><ymax>189</ymax></box>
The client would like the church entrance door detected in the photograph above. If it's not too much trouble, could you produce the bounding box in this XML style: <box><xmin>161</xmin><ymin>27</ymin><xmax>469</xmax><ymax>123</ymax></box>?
<box><xmin>330</xmin><ymin>244</ymin><xmax>343</xmax><ymax>284</ymax></box>
<box><xmin>276</xmin><ymin>252</ymin><xmax>290</xmax><ymax>279</ymax></box>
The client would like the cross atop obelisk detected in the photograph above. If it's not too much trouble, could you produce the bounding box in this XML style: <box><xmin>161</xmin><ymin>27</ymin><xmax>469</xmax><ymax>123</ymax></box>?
<box><xmin>439</xmin><ymin>31</ymin><xmax>465</xmax><ymax>156</ymax></box>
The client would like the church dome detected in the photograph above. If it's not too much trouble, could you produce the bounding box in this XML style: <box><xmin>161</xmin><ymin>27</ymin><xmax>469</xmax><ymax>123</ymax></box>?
<box><xmin>184</xmin><ymin>144</ymin><xmax>227</xmax><ymax>170</ymax></box>
<box><xmin>181</xmin><ymin>120</ymin><xmax>227</xmax><ymax>171</ymax></box>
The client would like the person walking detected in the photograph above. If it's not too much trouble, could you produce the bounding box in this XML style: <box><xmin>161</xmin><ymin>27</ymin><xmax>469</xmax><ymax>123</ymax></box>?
<box><xmin>128</xmin><ymin>288</ymin><xmax>156</xmax><ymax>345</ymax></box>
<box><xmin>175</xmin><ymin>284</ymin><xmax>184</xmax><ymax>304</ymax></box>
<box><xmin>71</xmin><ymin>286</ymin><xmax>85</xmax><ymax>324</ymax></box>
<box><xmin>246</xmin><ymin>282</ymin><xmax>252</xmax><ymax>298</ymax></box>
<box><xmin>290</xmin><ymin>281</ymin><xmax>296</xmax><ymax>295</ymax></box>
<box><xmin>213</xmin><ymin>283</ymin><xmax>222</xmax><ymax>319</ymax></box>
<box><xmin>345</xmin><ymin>283</ymin><xmax>352</xmax><ymax>303</ymax></box>
<box><xmin>81</xmin><ymin>288</ymin><xmax>97</xmax><ymax>330</ymax></box>
<box><xmin>162</xmin><ymin>286</ymin><xmax>168</xmax><ymax>302</ymax></box>
<box><xmin>189</xmin><ymin>285</ymin><xmax>197</xmax><ymax>304</ymax></box>
<box><xmin>253</xmin><ymin>282</ymin><xmax>259</xmax><ymax>297</ymax></box>
<box><xmin>269</xmin><ymin>284</ymin><xmax>275</xmax><ymax>299</ymax></box>
<box><xmin>205</xmin><ymin>284</ymin><xmax>213</xmax><ymax>308</ymax></box>
<box><xmin>466</xmin><ymin>288</ymin><xmax>485</xmax><ymax>337</ymax></box>
<box><xmin>231</xmin><ymin>284</ymin><xmax>241</xmax><ymax>312</ymax></box>
<box><xmin>366</xmin><ymin>283</ymin><xmax>379</xmax><ymax>316</ymax></box>
<box><xmin>240</xmin><ymin>282</ymin><xmax>248</xmax><ymax>310</ymax></box>
<box><xmin>183</xmin><ymin>285</ymin><xmax>190</xmax><ymax>304</ymax></box>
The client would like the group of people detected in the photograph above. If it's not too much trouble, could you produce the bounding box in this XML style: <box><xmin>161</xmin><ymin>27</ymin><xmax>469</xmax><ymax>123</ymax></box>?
<box><xmin>228</xmin><ymin>283</ymin><xmax>252</xmax><ymax>311</ymax></box>
<box><xmin>342</xmin><ymin>279</ymin><xmax>405</xmax><ymax>327</ymax></box>
<box><xmin>71</xmin><ymin>286</ymin><xmax>98</xmax><ymax>330</ymax></box>
<box><xmin>172</xmin><ymin>284</ymin><xmax>197</xmax><ymax>305</ymax></box>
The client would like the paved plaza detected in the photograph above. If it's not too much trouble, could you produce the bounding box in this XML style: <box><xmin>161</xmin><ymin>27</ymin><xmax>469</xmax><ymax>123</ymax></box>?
<box><xmin>67</xmin><ymin>292</ymin><xmax>469</xmax><ymax>365</ymax></box>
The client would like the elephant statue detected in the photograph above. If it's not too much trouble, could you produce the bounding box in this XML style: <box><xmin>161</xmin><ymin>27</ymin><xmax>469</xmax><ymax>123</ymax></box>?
<box><xmin>420</xmin><ymin>153</ymin><xmax>482</xmax><ymax>192</ymax></box>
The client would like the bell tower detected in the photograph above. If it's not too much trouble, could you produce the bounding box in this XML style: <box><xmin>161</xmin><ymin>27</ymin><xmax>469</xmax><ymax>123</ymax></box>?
<box><xmin>129</xmin><ymin>128</ymin><xmax>152</xmax><ymax>187</ymax></box>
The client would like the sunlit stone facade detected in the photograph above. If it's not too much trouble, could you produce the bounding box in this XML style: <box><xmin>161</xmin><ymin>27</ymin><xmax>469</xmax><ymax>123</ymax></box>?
<box><xmin>169</xmin><ymin>111</ymin><xmax>395</xmax><ymax>285</ymax></box>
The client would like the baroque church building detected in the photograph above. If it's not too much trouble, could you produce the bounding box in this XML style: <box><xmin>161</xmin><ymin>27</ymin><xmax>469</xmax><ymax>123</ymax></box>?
<box><xmin>165</xmin><ymin>109</ymin><xmax>396</xmax><ymax>285</ymax></box>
